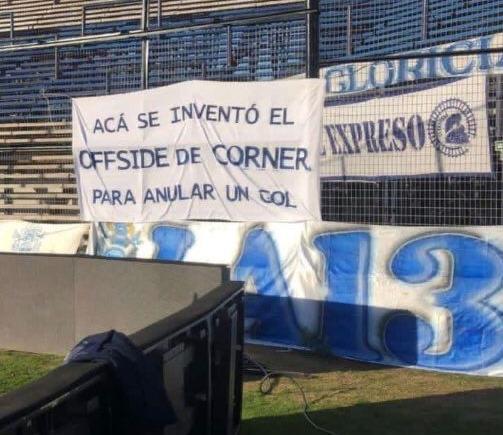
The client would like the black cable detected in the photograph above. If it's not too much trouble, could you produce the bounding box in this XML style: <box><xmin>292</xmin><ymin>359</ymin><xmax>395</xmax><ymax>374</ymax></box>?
<box><xmin>243</xmin><ymin>354</ymin><xmax>337</xmax><ymax>435</ymax></box>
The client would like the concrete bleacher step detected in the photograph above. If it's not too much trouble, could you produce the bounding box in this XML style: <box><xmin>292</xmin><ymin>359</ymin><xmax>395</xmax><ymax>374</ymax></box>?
<box><xmin>0</xmin><ymin>123</ymin><xmax>71</xmax><ymax>147</ymax></box>
<box><xmin>0</xmin><ymin>184</ymin><xmax>75</xmax><ymax>193</ymax></box>
<box><xmin>0</xmin><ymin>128</ymin><xmax>70</xmax><ymax>136</ymax></box>
<box><xmin>0</xmin><ymin>164</ymin><xmax>74</xmax><ymax>171</ymax></box>
<box><xmin>0</xmin><ymin>173</ymin><xmax>75</xmax><ymax>181</ymax></box>
<box><xmin>0</xmin><ymin>213</ymin><xmax>80</xmax><ymax>222</ymax></box>
<box><xmin>0</xmin><ymin>203</ymin><xmax>79</xmax><ymax>210</ymax></box>
<box><xmin>0</xmin><ymin>137</ymin><xmax>70</xmax><ymax>145</ymax></box>
<box><xmin>0</xmin><ymin>122</ymin><xmax>76</xmax><ymax>220</ymax></box>
<box><xmin>0</xmin><ymin>192</ymin><xmax>78</xmax><ymax>203</ymax></box>
<box><xmin>0</xmin><ymin>0</ymin><xmax>301</xmax><ymax>35</ymax></box>
<box><xmin>30</xmin><ymin>156</ymin><xmax>73</xmax><ymax>163</ymax></box>
<box><xmin>0</xmin><ymin>121</ymin><xmax>70</xmax><ymax>129</ymax></box>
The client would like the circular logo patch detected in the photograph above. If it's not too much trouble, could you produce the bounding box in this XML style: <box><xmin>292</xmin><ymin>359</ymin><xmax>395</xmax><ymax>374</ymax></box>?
<box><xmin>427</xmin><ymin>98</ymin><xmax>476</xmax><ymax>157</ymax></box>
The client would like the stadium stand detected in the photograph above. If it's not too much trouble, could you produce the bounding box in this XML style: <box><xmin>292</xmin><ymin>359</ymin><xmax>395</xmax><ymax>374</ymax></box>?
<box><xmin>319</xmin><ymin>0</ymin><xmax>503</xmax><ymax>61</ymax></box>
<box><xmin>0</xmin><ymin>0</ymin><xmax>300</xmax><ymax>35</ymax></box>
<box><xmin>0</xmin><ymin>1</ymin><xmax>308</xmax><ymax>221</ymax></box>
<box><xmin>0</xmin><ymin>0</ymin><xmax>503</xmax><ymax>222</ymax></box>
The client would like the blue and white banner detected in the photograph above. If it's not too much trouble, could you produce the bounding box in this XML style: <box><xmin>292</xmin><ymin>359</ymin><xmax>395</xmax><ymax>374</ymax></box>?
<box><xmin>89</xmin><ymin>221</ymin><xmax>503</xmax><ymax>376</ymax></box>
<box><xmin>322</xmin><ymin>75</ymin><xmax>491</xmax><ymax>178</ymax></box>
<box><xmin>323</xmin><ymin>32</ymin><xmax>503</xmax><ymax>96</ymax></box>
<box><xmin>72</xmin><ymin>80</ymin><xmax>324</xmax><ymax>222</ymax></box>
<box><xmin>0</xmin><ymin>220</ymin><xmax>88</xmax><ymax>254</ymax></box>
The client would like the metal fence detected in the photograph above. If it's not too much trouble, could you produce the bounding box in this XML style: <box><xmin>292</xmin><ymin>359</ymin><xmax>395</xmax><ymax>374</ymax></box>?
<box><xmin>0</xmin><ymin>4</ymin><xmax>308</xmax><ymax>221</ymax></box>
<box><xmin>1</xmin><ymin>0</ymin><xmax>503</xmax><ymax>226</ymax></box>
<box><xmin>318</xmin><ymin>0</ymin><xmax>503</xmax><ymax>61</ymax></box>
<box><xmin>313</xmin><ymin>1</ymin><xmax>503</xmax><ymax>226</ymax></box>
<box><xmin>320</xmin><ymin>50</ymin><xmax>503</xmax><ymax>226</ymax></box>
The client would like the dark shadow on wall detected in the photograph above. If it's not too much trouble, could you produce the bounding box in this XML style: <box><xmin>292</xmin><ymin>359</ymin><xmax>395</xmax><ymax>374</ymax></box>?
<box><xmin>240</xmin><ymin>388</ymin><xmax>503</xmax><ymax>435</ymax></box>
<box><xmin>245</xmin><ymin>294</ymin><xmax>420</xmax><ymax>371</ymax></box>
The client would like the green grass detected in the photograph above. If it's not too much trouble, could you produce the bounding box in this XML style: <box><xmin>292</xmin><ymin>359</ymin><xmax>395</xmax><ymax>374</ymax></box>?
<box><xmin>240</xmin><ymin>348</ymin><xmax>503</xmax><ymax>435</ymax></box>
<box><xmin>0</xmin><ymin>350</ymin><xmax>62</xmax><ymax>395</ymax></box>
<box><xmin>2</xmin><ymin>349</ymin><xmax>503</xmax><ymax>434</ymax></box>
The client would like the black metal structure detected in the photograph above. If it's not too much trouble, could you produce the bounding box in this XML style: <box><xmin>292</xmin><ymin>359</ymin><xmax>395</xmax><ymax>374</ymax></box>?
<box><xmin>306</xmin><ymin>0</ymin><xmax>319</xmax><ymax>78</ymax></box>
<box><xmin>0</xmin><ymin>280</ymin><xmax>244</xmax><ymax>435</ymax></box>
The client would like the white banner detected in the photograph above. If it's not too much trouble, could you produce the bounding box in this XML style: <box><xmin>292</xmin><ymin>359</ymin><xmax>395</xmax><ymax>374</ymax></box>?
<box><xmin>72</xmin><ymin>80</ymin><xmax>324</xmax><ymax>222</ymax></box>
<box><xmin>321</xmin><ymin>75</ymin><xmax>491</xmax><ymax>178</ymax></box>
<box><xmin>0</xmin><ymin>220</ymin><xmax>88</xmax><ymax>254</ymax></box>
<box><xmin>89</xmin><ymin>221</ymin><xmax>503</xmax><ymax>376</ymax></box>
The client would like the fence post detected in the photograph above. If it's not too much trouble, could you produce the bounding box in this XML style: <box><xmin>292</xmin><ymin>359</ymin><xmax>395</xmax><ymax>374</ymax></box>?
<box><xmin>81</xmin><ymin>7</ymin><xmax>86</xmax><ymax>36</ymax></box>
<box><xmin>422</xmin><ymin>0</ymin><xmax>429</xmax><ymax>40</ymax></box>
<box><xmin>54</xmin><ymin>34</ymin><xmax>59</xmax><ymax>80</ymax></box>
<box><xmin>141</xmin><ymin>0</ymin><xmax>150</xmax><ymax>89</ymax></box>
<box><xmin>226</xmin><ymin>25</ymin><xmax>233</xmax><ymax>67</ymax></box>
<box><xmin>106</xmin><ymin>68</ymin><xmax>111</xmax><ymax>94</ymax></box>
<box><xmin>306</xmin><ymin>0</ymin><xmax>319</xmax><ymax>78</ymax></box>
<box><xmin>9</xmin><ymin>11</ymin><xmax>14</xmax><ymax>40</ymax></box>
<box><xmin>346</xmin><ymin>4</ymin><xmax>352</xmax><ymax>55</ymax></box>
<box><xmin>157</xmin><ymin>0</ymin><xmax>162</xmax><ymax>27</ymax></box>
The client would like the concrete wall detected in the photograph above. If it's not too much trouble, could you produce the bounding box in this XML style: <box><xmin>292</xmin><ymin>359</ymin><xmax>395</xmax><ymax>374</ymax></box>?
<box><xmin>0</xmin><ymin>254</ymin><xmax>227</xmax><ymax>355</ymax></box>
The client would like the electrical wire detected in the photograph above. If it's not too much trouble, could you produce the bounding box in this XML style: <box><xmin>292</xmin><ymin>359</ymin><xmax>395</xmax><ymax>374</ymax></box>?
<box><xmin>243</xmin><ymin>354</ymin><xmax>337</xmax><ymax>435</ymax></box>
